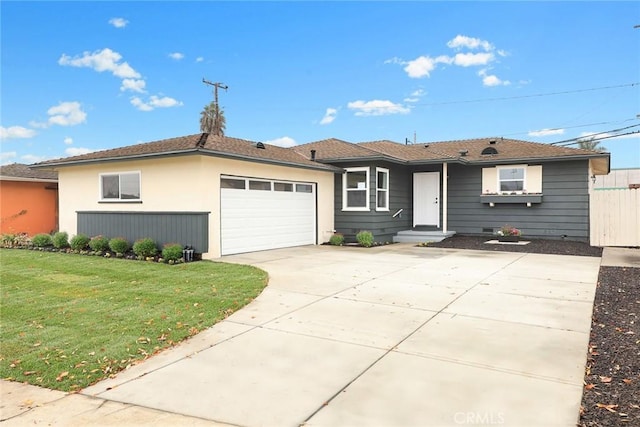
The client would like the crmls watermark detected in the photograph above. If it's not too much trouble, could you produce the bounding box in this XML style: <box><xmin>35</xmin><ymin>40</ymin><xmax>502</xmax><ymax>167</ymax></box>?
<box><xmin>454</xmin><ymin>411</ymin><xmax>505</xmax><ymax>425</ymax></box>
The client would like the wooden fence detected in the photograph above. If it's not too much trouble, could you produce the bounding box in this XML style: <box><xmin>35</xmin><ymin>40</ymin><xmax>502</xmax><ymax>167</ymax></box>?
<box><xmin>590</xmin><ymin>188</ymin><xmax>640</xmax><ymax>247</ymax></box>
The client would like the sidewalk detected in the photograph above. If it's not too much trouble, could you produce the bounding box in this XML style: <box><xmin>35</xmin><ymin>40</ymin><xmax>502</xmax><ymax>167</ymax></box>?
<box><xmin>1</xmin><ymin>244</ymin><xmax>607</xmax><ymax>426</ymax></box>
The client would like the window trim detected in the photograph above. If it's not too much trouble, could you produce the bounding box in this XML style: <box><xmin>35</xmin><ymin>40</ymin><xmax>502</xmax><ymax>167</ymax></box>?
<box><xmin>497</xmin><ymin>165</ymin><xmax>526</xmax><ymax>194</ymax></box>
<box><xmin>375</xmin><ymin>167</ymin><xmax>390</xmax><ymax>211</ymax></box>
<box><xmin>342</xmin><ymin>167</ymin><xmax>370</xmax><ymax>211</ymax></box>
<box><xmin>99</xmin><ymin>171</ymin><xmax>141</xmax><ymax>202</ymax></box>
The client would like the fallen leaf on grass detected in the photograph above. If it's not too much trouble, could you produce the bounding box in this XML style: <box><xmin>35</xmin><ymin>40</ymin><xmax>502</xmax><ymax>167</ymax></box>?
<box><xmin>596</xmin><ymin>403</ymin><xmax>618</xmax><ymax>413</ymax></box>
<box><xmin>56</xmin><ymin>371</ymin><xmax>69</xmax><ymax>382</ymax></box>
<box><xmin>23</xmin><ymin>371</ymin><xmax>37</xmax><ymax>376</ymax></box>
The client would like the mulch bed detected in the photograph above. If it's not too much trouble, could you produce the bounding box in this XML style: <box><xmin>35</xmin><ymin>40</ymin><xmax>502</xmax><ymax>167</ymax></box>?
<box><xmin>426</xmin><ymin>235</ymin><xmax>639</xmax><ymax>426</ymax></box>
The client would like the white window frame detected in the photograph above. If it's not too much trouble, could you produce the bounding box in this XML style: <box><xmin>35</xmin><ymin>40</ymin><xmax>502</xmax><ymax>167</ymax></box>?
<box><xmin>376</xmin><ymin>167</ymin><xmax>390</xmax><ymax>211</ymax></box>
<box><xmin>99</xmin><ymin>171</ymin><xmax>141</xmax><ymax>202</ymax></box>
<box><xmin>497</xmin><ymin>165</ymin><xmax>526</xmax><ymax>194</ymax></box>
<box><xmin>342</xmin><ymin>167</ymin><xmax>370</xmax><ymax>211</ymax></box>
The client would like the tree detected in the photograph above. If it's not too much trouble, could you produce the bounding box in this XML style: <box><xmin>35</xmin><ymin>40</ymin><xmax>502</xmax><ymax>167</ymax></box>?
<box><xmin>578</xmin><ymin>137</ymin><xmax>606</xmax><ymax>152</ymax></box>
<box><xmin>199</xmin><ymin>101</ymin><xmax>226</xmax><ymax>136</ymax></box>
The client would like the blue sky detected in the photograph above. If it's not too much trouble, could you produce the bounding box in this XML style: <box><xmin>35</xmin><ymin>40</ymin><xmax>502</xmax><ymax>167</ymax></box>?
<box><xmin>2</xmin><ymin>1</ymin><xmax>639</xmax><ymax>168</ymax></box>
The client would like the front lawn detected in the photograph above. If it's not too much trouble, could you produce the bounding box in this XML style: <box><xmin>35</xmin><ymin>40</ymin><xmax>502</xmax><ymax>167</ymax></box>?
<box><xmin>0</xmin><ymin>249</ymin><xmax>267</xmax><ymax>391</ymax></box>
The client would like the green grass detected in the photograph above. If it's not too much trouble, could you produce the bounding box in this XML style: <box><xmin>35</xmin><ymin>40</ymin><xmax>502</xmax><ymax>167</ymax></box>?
<box><xmin>0</xmin><ymin>249</ymin><xmax>268</xmax><ymax>391</ymax></box>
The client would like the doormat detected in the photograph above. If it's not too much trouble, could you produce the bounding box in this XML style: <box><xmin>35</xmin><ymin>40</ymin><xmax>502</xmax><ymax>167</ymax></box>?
<box><xmin>484</xmin><ymin>240</ymin><xmax>531</xmax><ymax>246</ymax></box>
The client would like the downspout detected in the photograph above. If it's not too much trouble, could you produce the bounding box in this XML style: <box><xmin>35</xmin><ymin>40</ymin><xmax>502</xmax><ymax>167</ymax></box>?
<box><xmin>442</xmin><ymin>162</ymin><xmax>448</xmax><ymax>233</ymax></box>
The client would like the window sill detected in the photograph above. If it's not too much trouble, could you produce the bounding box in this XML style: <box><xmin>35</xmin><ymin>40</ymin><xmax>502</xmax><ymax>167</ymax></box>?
<box><xmin>376</xmin><ymin>208</ymin><xmax>390</xmax><ymax>212</ymax></box>
<box><xmin>99</xmin><ymin>200</ymin><xmax>143</xmax><ymax>204</ymax></box>
<box><xmin>342</xmin><ymin>207</ymin><xmax>370</xmax><ymax>212</ymax></box>
<box><xmin>480</xmin><ymin>194</ymin><xmax>542</xmax><ymax>207</ymax></box>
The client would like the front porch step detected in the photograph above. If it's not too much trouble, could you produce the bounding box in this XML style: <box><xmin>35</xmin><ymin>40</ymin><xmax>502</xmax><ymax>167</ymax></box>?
<box><xmin>393</xmin><ymin>230</ymin><xmax>456</xmax><ymax>243</ymax></box>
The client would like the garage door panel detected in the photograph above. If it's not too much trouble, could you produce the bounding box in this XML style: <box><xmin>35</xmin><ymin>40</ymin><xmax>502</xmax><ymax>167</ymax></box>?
<box><xmin>221</xmin><ymin>180</ymin><xmax>316</xmax><ymax>255</ymax></box>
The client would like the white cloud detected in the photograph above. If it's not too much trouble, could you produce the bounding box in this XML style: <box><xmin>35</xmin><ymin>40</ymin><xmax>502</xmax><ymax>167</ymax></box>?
<box><xmin>319</xmin><ymin>108</ymin><xmax>337</xmax><ymax>125</ymax></box>
<box><xmin>264</xmin><ymin>137</ymin><xmax>297</xmax><ymax>148</ymax></box>
<box><xmin>403</xmin><ymin>55</ymin><xmax>452</xmax><ymax>78</ymax></box>
<box><xmin>453</xmin><ymin>52</ymin><xmax>495</xmax><ymax>67</ymax></box>
<box><xmin>59</xmin><ymin>48</ymin><xmax>141</xmax><ymax>79</ymax></box>
<box><xmin>21</xmin><ymin>154</ymin><xmax>49</xmax><ymax>163</ymax></box>
<box><xmin>196</xmin><ymin>56</ymin><xmax>204</xmax><ymax>63</ymax></box>
<box><xmin>64</xmin><ymin>137</ymin><xmax>73</xmax><ymax>145</ymax></box>
<box><xmin>130</xmin><ymin>95</ymin><xmax>183</xmax><ymax>111</ymax></box>
<box><xmin>168</xmin><ymin>52</ymin><xmax>184</xmax><ymax>60</ymax></box>
<box><xmin>447</xmin><ymin>35</ymin><xmax>494</xmax><ymax>51</ymax></box>
<box><xmin>384</xmin><ymin>56</ymin><xmax>403</xmax><ymax>65</ymax></box>
<box><xmin>0</xmin><ymin>126</ymin><xmax>37</xmax><ymax>140</ymax></box>
<box><xmin>1</xmin><ymin>151</ymin><xmax>17</xmax><ymax>163</ymax></box>
<box><xmin>120</xmin><ymin>78</ymin><xmax>146</xmax><ymax>93</ymax></box>
<box><xmin>528</xmin><ymin>128</ymin><xmax>565</xmax><ymax>137</ymax></box>
<box><xmin>65</xmin><ymin>147</ymin><xmax>96</xmax><ymax>156</ymax></box>
<box><xmin>108</xmin><ymin>17</ymin><xmax>128</xmax><ymax>28</ymax></box>
<box><xmin>478</xmin><ymin>69</ymin><xmax>510</xmax><ymax>87</ymax></box>
<box><xmin>404</xmin><ymin>88</ymin><xmax>426</xmax><ymax>103</ymax></box>
<box><xmin>47</xmin><ymin>102</ymin><xmax>87</xmax><ymax>126</ymax></box>
<box><xmin>347</xmin><ymin>100</ymin><xmax>410</xmax><ymax>116</ymax></box>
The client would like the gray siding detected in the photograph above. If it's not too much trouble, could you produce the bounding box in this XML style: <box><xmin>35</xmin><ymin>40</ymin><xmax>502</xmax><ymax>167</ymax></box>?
<box><xmin>333</xmin><ymin>162</ymin><xmax>445</xmax><ymax>242</ymax></box>
<box><xmin>77</xmin><ymin>211</ymin><xmax>209</xmax><ymax>253</ymax></box>
<box><xmin>447</xmin><ymin>160</ymin><xmax>590</xmax><ymax>241</ymax></box>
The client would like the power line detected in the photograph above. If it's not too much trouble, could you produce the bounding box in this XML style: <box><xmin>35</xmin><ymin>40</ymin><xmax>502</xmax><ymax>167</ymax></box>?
<box><xmin>550</xmin><ymin>124</ymin><xmax>640</xmax><ymax>145</ymax></box>
<box><xmin>500</xmin><ymin>117</ymin><xmax>639</xmax><ymax>138</ymax></box>
<box><xmin>553</xmin><ymin>130</ymin><xmax>640</xmax><ymax>147</ymax></box>
<box><xmin>413</xmin><ymin>82</ymin><xmax>639</xmax><ymax>107</ymax></box>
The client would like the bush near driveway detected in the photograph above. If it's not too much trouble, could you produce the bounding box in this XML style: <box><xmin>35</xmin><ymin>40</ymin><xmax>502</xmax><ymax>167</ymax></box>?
<box><xmin>0</xmin><ymin>249</ymin><xmax>268</xmax><ymax>392</ymax></box>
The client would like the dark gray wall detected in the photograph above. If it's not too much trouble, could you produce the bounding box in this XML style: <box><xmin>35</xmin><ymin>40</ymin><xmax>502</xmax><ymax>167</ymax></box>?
<box><xmin>77</xmin><ymin>211</ymin><xmax>209</xmax><ymax>253</ymax></box>
<box><xmin>333</xmin><ymin>162</ymin><xmax>441</xmax><ymax>243</ymax></box>
<box><xmin>447</xmin><ymin>160</ymin><xmax>590</xmax><ymax>241</ymax></box>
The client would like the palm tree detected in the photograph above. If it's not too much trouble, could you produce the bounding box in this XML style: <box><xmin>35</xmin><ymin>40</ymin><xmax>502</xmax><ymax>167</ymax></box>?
<box><xmin>199</xmin><ymin>101</ymin><xmax>226</xmax><ymax>136</ymax></box>
<box><xmin>578</xmin><ymin>137</ymin><xmax>606</xmax><ymax>152</ymax></box>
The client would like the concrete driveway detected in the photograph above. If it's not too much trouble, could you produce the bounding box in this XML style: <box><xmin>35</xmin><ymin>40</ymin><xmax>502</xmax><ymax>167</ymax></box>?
<box><xmin>2</xmin><ymin>244</ymin><xmax>601</xmax><ymax>426</ymax></box>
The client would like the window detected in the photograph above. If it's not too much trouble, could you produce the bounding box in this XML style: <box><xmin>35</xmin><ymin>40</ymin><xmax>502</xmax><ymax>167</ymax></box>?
<box><xmin>100</xmin><ymin>172</ymin><xmax>140</xmax><ymax>201</ymax></box>
<box><xmin>296</xmin><ymin>183</ymin><xmax>313</xmax><ymax>193</ymax></box>
<box><xmin>274</xmin><ymin>182</ymin><xmax>293</xmax><ymax>192</ymax></box>
<box><xmin>249</xmin><ymin>180</ymin><xmax>271</xmax><ymax>191</ymax></box>
<box><xmin>498</xmin><ymin>167</ymin><xmax>525</xmax><ymax>192</ymax></box>
<box><xmin>376</xmin><ymin>168</ymin><xmax>389</xmax><ymax>211</ymax></box>
<box><xmin>221</xmin><ymin>178</ymin><xmax>246</xmax><ymax>189</ymax></box>
<box><xmin>343</xmin><ymin>167</ymin><xmax>369</xmax><ymax>211</ymax></box>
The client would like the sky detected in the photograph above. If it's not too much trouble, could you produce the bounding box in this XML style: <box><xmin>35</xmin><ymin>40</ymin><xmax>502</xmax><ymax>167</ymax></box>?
<box><xmin>1</xmin><ymin>1</ymin><xmax>639</xmax><ymax>169</ymax></box>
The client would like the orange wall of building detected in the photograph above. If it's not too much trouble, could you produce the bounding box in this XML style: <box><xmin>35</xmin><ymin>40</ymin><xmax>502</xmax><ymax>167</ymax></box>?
<box><xmin>0</xmin><ymin>181</ymin><xmax>58</xmax><ymax>235</ymax></box>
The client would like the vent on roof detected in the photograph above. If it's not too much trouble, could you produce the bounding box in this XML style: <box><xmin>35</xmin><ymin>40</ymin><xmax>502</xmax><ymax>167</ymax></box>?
<box><xmin>489</xmin><ymin>139</ymin><xmax>497</xmax><ymax>145</ymax></box>
<box><xmin>254</xmin><ymin>142</ymin><xmax>266</xmax><ymax>149</ymax></box>
<box><xmin>310</xmin><ymin>149</ymin><xmax>316</xmax><ymax>161</ymax></box>
<box><xmin>424</xmin><ymin>144</ymin><xmax>429</xmax><ymax>148</ymax></box>
<box><xmin>459</xmin><ymin>150</ymin><xmax>468</xmax><ymax>157</ymax></box>
<box><xmin>481</xmin><ymin>147</ymin><xmax>498</xmax><ymax>155</ymax></box>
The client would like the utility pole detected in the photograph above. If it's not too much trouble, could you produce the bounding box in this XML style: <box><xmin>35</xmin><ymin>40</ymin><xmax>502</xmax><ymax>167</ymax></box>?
<box><xmin>202</xmin><ymin>78</ymin><xmax>228</xmax><ymax>136</ymax></box>
<box><xmin>202</xmin><ymin>78</ymin><xmax>228</xmax><ymax>106</ymax></box>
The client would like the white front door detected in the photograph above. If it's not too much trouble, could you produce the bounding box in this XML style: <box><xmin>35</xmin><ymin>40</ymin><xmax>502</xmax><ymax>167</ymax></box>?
<box><xmin>413</xmin><ymin>172</ymin><xmax>440</xmax><ymax>227</ymax></box>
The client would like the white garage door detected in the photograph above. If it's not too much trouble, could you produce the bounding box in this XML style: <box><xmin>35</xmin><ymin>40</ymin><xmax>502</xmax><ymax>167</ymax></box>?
<box><xmin>221</xmin><ymin>176</ymin><xmax>316</xmax><ymax>255</ymax></box>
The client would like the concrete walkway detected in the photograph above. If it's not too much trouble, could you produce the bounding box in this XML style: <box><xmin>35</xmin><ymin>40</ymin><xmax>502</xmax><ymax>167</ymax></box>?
<box><xmin>2</xmin><ymin>244</ymin><xmax>611</xmax><ymax>426</ymax></box>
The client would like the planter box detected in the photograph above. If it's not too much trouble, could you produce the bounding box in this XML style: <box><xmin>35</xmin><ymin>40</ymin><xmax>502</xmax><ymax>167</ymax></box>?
<box><xmin>480</xmin><ymin>194</ymin><xmax>543</xmax><ymax>207</ymax></box>
<box><xmin>497</xmin><ymin>235</ymin><xmax>520</xmax><ymax>242</ymax></box>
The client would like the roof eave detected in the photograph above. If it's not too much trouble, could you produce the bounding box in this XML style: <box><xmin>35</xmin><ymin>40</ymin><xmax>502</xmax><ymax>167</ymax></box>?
<box><xmin>30</xmin><ymin>149</ymin><xmax>200</xmax><ymax>169</ymax></box>
<box><xmin>197</xmin><ymin>148</ymin><xmax>343</xmax><ymax>173</ymax></box>
<box><xmin>0</xmin><ymin>176</ymin><xmax>58</xmax><ymax>183</ymax></box>
<box><xmin>464</xmin><ymin>153</ymin><xmax>610</xmax><ymax>165</ymax></box>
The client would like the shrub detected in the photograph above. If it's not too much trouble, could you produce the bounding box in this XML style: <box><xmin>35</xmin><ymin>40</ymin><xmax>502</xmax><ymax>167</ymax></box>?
<box><xmin>108</xmin><ymin>237</ymin><xmax>130</xmax><ymax>254</ymax></box>
<box><xmin>329</xmin><ymin>233</ymin><xmax>344</xmax><ymax>246</ymax></box>
<box><xmin>133</xmin><ymin>238</ymin><xmax>158</xmax><ymax>258</ymax></box>
<box><xmin>89</xmin><ymin>235</ymin><xmax>110</xmax><ymax>252</ymax></box>
<box><xmin>356</xmin><ymin>230</ymin><xmax>374</xmax><ymax>248</ymax></box>
<box><xmin>0</xmin><ymin>233</ymin><xmax>31</xmax><ymax>248</ymax></box>
<box><xmin>162</xmin><ymin>243</ymin><xmax>183</xmax><ymax>262</ymax></box>
<box><xmin>52</xmin><ymin>231</ymin><xmax>69</xmax><ymax>249</ymax></box>
<box><xmin>32</xmin><ymin>233</ymin><xmax>53</xmax><ymax>247</ymax></box>
<box><xmin>70</xmin><ymin>233</ymin><xmax>91</xmax><ymax>251</ymax></box>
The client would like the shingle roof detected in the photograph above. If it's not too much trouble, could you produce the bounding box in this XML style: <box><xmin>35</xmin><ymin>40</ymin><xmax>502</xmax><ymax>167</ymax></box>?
<box><xmin>33</xmin><ymin>133</ymin><xmax>340</xmax><ymax>172</ymax></box>
<box><xmin>0</xmin><ymin>163</ymin><xmax>58</xmax><ymax>181</ymax></box>
<box><xmin>294</xmin><ymin>138</ymin><xmax>384</xmax><ymax>161</ymax></box>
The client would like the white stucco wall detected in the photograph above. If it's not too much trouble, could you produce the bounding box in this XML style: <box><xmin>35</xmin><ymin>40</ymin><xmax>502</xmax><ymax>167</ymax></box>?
<box><xmin>57</xmin><ymin>154</ymin><xmax>336</xmax><ymax>258</ymax></box>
